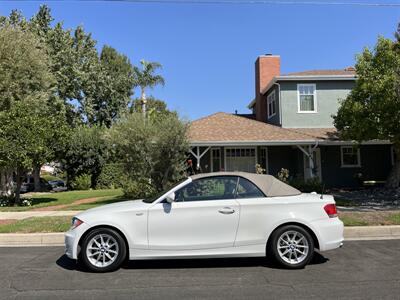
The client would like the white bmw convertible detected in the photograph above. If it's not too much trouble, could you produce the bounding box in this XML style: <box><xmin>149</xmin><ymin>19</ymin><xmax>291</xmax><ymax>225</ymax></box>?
<box><xmin>65</xmin><ymin>172</ymin><xmax>344</xmax><ymax>272</ymax></box>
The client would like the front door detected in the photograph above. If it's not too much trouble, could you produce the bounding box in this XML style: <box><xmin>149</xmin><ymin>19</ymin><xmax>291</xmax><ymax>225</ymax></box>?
<box><xmin>148</xmin><ymin>176</ymin><xmax>240</xmax><ymax>250</ymax></box>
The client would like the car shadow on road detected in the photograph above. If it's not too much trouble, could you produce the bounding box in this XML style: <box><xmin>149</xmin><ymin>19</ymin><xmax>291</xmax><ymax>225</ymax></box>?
<box><xmin>56</xmin><ymin>252</ymin><xmax>328</xmax><ymax>272</ymax></box>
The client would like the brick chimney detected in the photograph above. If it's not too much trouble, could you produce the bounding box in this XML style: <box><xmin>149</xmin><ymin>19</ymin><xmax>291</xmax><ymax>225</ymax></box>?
<box><xmin>254</xmin><ymin>54</ymin><xmax>280</xmax><ymax>122</ymax></box>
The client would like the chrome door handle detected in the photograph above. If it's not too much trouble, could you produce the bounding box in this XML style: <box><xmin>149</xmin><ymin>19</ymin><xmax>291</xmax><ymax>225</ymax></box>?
<box><xmin>218</xmin><ymin>207</ymin><xmax>235</xmax><ymax>214</ymax></box>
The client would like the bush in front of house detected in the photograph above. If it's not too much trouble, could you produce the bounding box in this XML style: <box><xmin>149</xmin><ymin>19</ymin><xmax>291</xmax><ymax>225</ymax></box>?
<box><xmin>289</xmin><ymin>177</ymin><xmax>324</xmax><ymax>193</ymax></box>
<box><xmin>109</xmin><ymin>112</ymin><xmax>189</xmax><ymax>198</ymax></box>
<box><xmin>70</xmin><ymin>174</ymin><xmax>92</xmax><ymax>190</ymax></box>
<box><xmin>96</xmin><ymin>163</ymin><xmax>126</xmax><ymax>189</ymax></box>
<box><xmin>122</xmin><ymin>177</ymin><xmax>157</xmax><ymax>199</ymax></box>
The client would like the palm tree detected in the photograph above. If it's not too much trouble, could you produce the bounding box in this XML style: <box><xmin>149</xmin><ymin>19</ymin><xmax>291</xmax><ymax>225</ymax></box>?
<box><xmin>133</xmin><ymin>60</ymin><xmax>165</xmax><ymax>118</ymax></box>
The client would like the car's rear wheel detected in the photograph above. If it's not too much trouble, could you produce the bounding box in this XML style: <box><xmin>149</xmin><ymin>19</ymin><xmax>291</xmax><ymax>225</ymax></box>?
<box><xmin>268</xmin><ymin>225</ymin><xmax>314</xmax><ymax>269</ymax></box>
<box><xmin>80</xmin><ymin>228</ymin><xmax>126</xmax><ymax>272</ymax></box>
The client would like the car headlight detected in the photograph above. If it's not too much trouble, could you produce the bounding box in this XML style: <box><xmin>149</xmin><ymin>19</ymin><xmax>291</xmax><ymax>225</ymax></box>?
<box><xmin>70</xmin><ymin>217</ymin><xmax>83</xmax><ymax>230</ymax></box>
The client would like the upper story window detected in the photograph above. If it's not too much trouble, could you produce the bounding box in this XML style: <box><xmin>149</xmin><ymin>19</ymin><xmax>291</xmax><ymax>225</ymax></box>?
<box><xmin>297</xmin><ymin>84</ymin><xmax>317</xmax><ymax>113</ymax></box>
<box><xmin>267</xmin><ymin>90</ymin><xmax>276</xmax><ymax>119</ymax></box>
<box><xmin>341</xmin><ymin>146</ymin><xmax>361</xmax><ymax>168</ymax></box>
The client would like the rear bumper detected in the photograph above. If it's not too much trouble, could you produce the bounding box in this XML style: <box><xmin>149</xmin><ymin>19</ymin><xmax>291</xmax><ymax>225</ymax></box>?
<box><xmin>310</xmin><ymin>217</ymin><xmax>344</xmax><ymax>252</ymax></box>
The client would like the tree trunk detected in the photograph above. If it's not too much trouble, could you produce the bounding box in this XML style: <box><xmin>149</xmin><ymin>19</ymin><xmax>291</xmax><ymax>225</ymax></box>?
<box><xmin>0</xmin><ymin>168</ymin><xmax>14</xmax><ymax>197</ymax></box>
<box><xmin>385</xmin><ymin>146</ymin><xmax>400</xmax><ymax>189</ymax></box>
<box><xmin>33</xmin><ymin>164</ymin><xmax>41</xmax><ymax>192</ymax></box>
<box><xmin>14</xmin><ymin>169</ymin><xmax>23</xmax><ymax>206</ymax></box>
<box><xmin>141</xmin><ymin>87</ymin><xmax>147</xmax><ymax>119</ymax></box>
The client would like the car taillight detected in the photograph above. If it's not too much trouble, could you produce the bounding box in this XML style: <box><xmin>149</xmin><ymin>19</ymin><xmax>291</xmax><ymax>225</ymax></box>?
<box><xmin>324</xmin><ymin>204</ymin><xmax>338</xmax><ymax>218</ymax></box>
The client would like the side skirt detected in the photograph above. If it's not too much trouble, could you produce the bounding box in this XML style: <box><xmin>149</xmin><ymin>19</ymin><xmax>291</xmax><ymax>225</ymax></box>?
<box><xmin>129</xmin><ymin>244</ymin><xmax>266</xmax><ymax>260</ymax></box>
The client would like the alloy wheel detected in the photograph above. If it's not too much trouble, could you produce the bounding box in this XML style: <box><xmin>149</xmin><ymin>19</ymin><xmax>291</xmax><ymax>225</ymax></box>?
<box><xmin>277</xmin><ymin>230</ymin><xmax>309</xmax><ymax>265</ymax></box>
<box><xmin>86</xmin><ymin>233</ymin><xmax>119</xmax><ymax>268</ymax></box>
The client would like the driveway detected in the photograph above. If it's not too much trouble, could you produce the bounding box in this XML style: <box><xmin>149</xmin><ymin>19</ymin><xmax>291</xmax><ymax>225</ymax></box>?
<box><xmin>0</xmin><ymin>240</ymin><xmax>399</xmax><ymax>299</ymax></box>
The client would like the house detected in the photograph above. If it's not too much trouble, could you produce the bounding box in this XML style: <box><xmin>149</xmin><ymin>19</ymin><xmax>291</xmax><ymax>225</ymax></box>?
<box><xmin>187</xmin><ymin>54</ymin><xmax>394</xmax><ymax>187</ymax></box>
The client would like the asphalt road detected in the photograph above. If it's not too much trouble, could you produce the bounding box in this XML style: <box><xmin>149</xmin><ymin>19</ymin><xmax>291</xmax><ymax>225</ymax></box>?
<box><xmin>0</xmin><ymin>240</ymin><xmax>399</xmax><ymax>300</ymax></box>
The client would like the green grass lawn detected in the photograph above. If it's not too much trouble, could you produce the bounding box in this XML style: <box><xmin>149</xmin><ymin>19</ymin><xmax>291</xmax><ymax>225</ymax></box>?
<box><xmin>0</xmin><ymin>189</ymin><xmax>123</xmax><ymax>211</ymax></box>
<box><xmin>62</xmin><ymin>195</ymin><xmax>130</xmax><ymax>211</ymax></box>
<box><xmin>0</xmin><ymin>216</ymin><xmax>71</xmax><ymax>233</ymax></box>
<box><xmin>339</xmin><ymin>211</ymin><xmax>400</xmax><ymax>226</ymax></box>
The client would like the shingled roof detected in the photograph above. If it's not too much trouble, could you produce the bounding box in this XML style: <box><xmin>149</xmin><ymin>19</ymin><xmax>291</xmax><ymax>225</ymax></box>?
<box><xmin>187</xmin><ymin>112</ymin><xmax>334</xmax><ymax>144</ymax></box>
<box><xmin>282</xmin><ymin>68</ymin><xmax>356</xmax><ymax>77</ymax></box>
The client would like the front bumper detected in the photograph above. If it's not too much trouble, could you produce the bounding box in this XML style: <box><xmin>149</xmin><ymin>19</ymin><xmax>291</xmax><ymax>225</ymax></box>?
<box><xmin>311</xmin><ymin>217</ymin><xmax>344</xmax><ymax>252</ymax></box>
<box><xmin>64</xmin><ymin>222</ymin><xmax>90</xmax><ymax>259</ymax></box>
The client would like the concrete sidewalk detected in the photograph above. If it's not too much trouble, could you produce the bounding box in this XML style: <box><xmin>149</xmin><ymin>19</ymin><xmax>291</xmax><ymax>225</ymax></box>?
<box><xmin>0</xmin><ymin>210</ymin><xmax>79</xmax><ymax>220</ymax></box>
<box><xmin>0</xmin><ymin>225</ymin><xmax>399</xmax><ymax>247</ymax></box>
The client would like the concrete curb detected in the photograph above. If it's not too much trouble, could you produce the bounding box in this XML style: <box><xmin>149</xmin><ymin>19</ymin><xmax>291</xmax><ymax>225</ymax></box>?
<box><xmin>0</xmin><ymin>211</ymin><xmax>79</xmax><ymax>220</ymax></box>
<box><xmin>0</xmin><ymin>233</ymin><xmax>64</xmax><ymax>246</ymax></box>
<box><xmin>344</xmin><ymin>225</ymin><xmax>400</xmax><ymax>241</ymax></box>
<box><xmin>0</xmin><ymin>226</ymin><xmax>399</xmax><ymax>247</ymax></box>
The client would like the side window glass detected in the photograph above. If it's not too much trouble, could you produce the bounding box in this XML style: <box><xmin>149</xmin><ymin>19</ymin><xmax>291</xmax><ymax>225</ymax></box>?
<box><xmin>175</xmin><ymin>176</ymin><xmax>238</xmax><ymax>202</ymax></box>
<box><xmin>236</xmin><ymin>177</ymin><xmax>265</xmax><ymax>199</ymax></box>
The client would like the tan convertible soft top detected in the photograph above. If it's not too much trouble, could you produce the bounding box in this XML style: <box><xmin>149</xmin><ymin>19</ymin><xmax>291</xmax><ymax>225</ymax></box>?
<box><xmin>190</xmin><ymin>172</ymin><xmax>301</xmax><ymax>197</ymax></box>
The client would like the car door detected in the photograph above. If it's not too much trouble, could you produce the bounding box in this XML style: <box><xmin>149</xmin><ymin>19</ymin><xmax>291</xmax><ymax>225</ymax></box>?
<box><xmin>233</xmin><ymin>177</ymin><xmax>284</xmax><ymax>246</ymax></box>
<box><xmin>148</xmin><ymin>176</ymin><xmax>240</xmax><ymax>250</ymax></box>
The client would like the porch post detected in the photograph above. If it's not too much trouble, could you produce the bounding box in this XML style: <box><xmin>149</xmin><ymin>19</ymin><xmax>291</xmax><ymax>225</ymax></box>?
<box><xmin>296</xmin><ymin>145</ymin><xmax>315</xmax><ymax>179</ymax></box>
<box><xmin>308</xmin><ymin>145</ymin><xmax>314</xmax><ymax>178</ymax></box>
<box><xmin>189</xmin><ymin>146</ymin><xmax>211</xmax><ymax>170</ymax></box>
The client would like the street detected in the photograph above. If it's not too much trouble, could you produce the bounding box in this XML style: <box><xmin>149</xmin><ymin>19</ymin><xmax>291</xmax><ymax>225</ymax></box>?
<box><xmin>0</xmin><ymin>240</ymin><xmax>399</xmax><ymax>299</ymax></box>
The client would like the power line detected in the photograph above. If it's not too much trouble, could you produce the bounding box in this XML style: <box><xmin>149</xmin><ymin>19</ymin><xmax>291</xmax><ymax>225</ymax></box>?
<box><xmin>7</xmin><ymin>0</ymin><xmax>400</xmax><ymax>7</ymax></box>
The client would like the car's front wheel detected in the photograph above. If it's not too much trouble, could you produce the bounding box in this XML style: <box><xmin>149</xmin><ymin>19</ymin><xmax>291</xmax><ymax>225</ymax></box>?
<box><xmin>80</xmin><ymin>227</ymin><xmax>127</xmax><ymax>272</ymax></box>
<box><xmin>269</xmin><ymin>225</ymin><xmax>314</xmax><ymax>269</ymax></box>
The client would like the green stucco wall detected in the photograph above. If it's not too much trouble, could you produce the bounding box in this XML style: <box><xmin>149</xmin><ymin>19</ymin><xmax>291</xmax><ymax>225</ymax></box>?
<box><xmin>279</xmin><ymin>80</ymin><xmax>355</xmax><ymax>128</ymax></box>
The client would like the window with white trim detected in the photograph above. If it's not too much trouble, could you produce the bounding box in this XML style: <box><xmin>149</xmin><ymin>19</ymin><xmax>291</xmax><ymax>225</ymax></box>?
<box><xmin>298</xmin><ymin>84</ymin><xmax>316</xmax><ymax>113</ymax></box>
<box><xmin>341</xmin><ymin>146</ymin><xmax>361</xmax><ymax>167</ymax></box>
<box><xmin>267</xmin><ymin>90</ymin><xmax>276</xmax><ymax>119</ymax></box>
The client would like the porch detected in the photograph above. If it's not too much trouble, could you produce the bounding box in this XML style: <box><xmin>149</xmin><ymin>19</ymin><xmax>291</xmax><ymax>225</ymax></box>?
<box><xmin>187</xmin><ymin>112</ymin><xmax>393</xmax><ymax>188</ymax></box>
<box><xmin>188</xmin><ymin>144</ymin><xmax>393</xmax><ymax>188</ymax></box>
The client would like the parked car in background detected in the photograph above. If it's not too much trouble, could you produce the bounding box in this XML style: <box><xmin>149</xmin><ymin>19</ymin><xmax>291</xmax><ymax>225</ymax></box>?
<box><xmin>20</xmin><ymin>177</ymin><xmax>52</xmax><ymax>193</ymax></box>
<box><xmin>48</xmin><ymin>180</ymin><xmax>68</xmax><ymax>192</ymax></box>
<box><xmin>65</xmin><ymin>172</ymin><xmax>344</xmax><ymax>272</ymax></box>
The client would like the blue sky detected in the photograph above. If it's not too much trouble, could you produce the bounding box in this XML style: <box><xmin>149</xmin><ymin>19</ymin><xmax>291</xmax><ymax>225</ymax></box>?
<box><xmin>0</xmin><ymin>0</ymin><xmax>399</xmax><ymax>120</ymax></box>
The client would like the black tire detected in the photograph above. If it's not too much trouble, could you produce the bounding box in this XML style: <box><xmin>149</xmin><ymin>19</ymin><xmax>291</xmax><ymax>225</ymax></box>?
<box><xmin>80</xmin><ymin>227</ymin><xmax>127</xmax><ymax>272</ymax></box>
<box><xmin>268</xmin><ymin>225</ymin><xmax>314</xmax><ymax>269</ymax></box>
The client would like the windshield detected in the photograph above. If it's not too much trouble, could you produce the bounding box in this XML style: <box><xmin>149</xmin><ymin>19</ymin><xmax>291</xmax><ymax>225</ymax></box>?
<box><xmin>142</xmin><ymin>178</ymin><xmax>189</xmax><ymax>203</ymax></box>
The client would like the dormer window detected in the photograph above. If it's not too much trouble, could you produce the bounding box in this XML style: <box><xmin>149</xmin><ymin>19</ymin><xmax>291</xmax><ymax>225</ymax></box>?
<box><xmin>267</xmin><ymin>90</ymin><xmax>276</xmax><ymax>119</ymax></box>
<box><xmin>297</xmin><ymin>84</ymin><xmax>317</xmax><ymax>113</ymax></box>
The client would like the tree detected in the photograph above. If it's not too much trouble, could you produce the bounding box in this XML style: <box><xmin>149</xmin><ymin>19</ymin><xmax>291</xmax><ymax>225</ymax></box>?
<box><xmin>333</xmin><ymin>34</ymin><xmax>400</xmax><ymax>188</ymax></box>
<box><xmin>2</xmin><ymin>5</ymin><xmax>136</xmax><ymax>128</ymax></box>
<box><xmin>130</xmin><ymin>95</ymin><xmax>177</xmax><ymax>118</ymax></box>
<box><xmin>109</xmin><ymin>113</ymin><xmax>189</xmax><ymax>198</ymax></box>
<box><xmin>133</xmin><ymin>60</ymin><xmax>165</xmax><ymax>118</ymax></box>
<box><xmin>91</xmin><ymin>45</ymin><xmax>135</xmax><ymax>127</ymax></box>
<box><xmin>0</xmin><ymin>25</ymin><xmax>68</xmax><ymax>199</ymax></box>
<box><xmin>0</xmin><ymin>25</ymin><xmax>54</xmax><ymax>111</ymax></box>
<box><xmin>0</xmin><ymin>101</ymin><xmax>68</xmax><ymax>204</ymax></box>
<box><xmin>63</xmin><ymin>126</ymin><xmax>110</xmax><ymax>189</ymax></box>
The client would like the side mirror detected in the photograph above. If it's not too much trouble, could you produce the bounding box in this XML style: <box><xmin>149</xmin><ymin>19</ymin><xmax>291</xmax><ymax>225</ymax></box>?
<box><xmin>165</xmin><ymin>192</ymin><xmax>175</xmax><ymax>204</ymax></box>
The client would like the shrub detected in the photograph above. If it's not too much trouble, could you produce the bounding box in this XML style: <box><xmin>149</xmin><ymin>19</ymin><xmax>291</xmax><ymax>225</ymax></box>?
<box><xmin>0</xmin><ymin>197</ymin><xmax>12</xmax><ymax>207</ymax></box>
<box><xmin>277</xmin><ymin>168</ymin><xmax>289</xmax><ymax>183</ymax></box>
<box><xmin>0</xmin><ymin>196</ymin><xmax>32</xmax><ymax>207</ymax></box>
<box><xmin>96</xmin><ymin>163</ymin><xmax>126</xmax><ymax>189</ymax></box>
<box><xmin>289</xmin><ymin>177</ymin><xmax>324</xmax><ymax>193</ymax></box>
<box><xmin>122</xmin><ymin>177</ymin><xmax>157</xmax><ymax>199</ymax></box>
<box><xmin>70</xmin><ymin>174</ymin><xmax>91</xmax><ymax>190</ymax></box>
